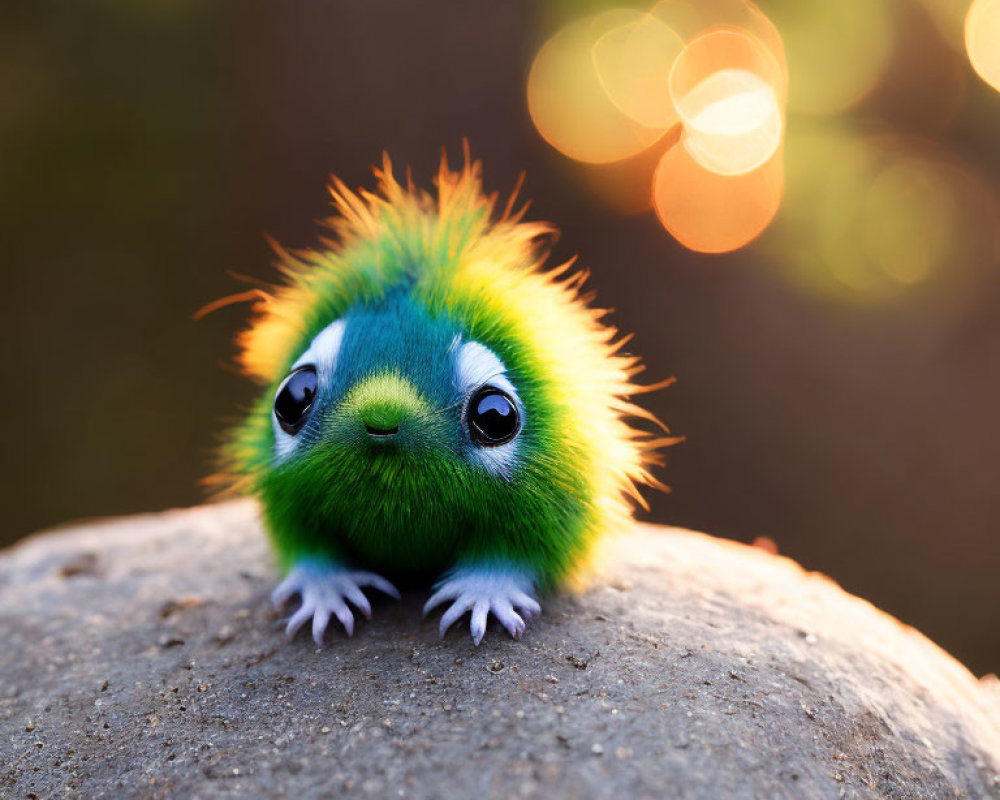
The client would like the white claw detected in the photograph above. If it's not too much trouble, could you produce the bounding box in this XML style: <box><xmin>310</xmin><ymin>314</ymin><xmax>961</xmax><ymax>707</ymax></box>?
<box><xmin>423</xmin><ymin>583</ymin><xmax>460</xmax><ymax>616</ymax></box>
<box><xmin>492</xmin><ymin>599</ymin><xmax>526</xmax><ymax>639</ymax></box>
<box><xmin>342</xmin><ymin>583</ymin><xmax>372</xmax><ymax>619</ymax></box>
<box><xmin>511</xmin><ymin>590</ymin><xmax>542</xmax><ymax>619</ymax></box>
<box><xmin>311</xmin><ymin>605</ymin><xmax>332</xmax><ymax>645</ymax></box>
<box><xmin>470</xmin><ymin>600</ymin><xmax>489</xmax><ymax>646</ymax></box>
<box><xmin>438</xmin><ymin>595</ymin><xmax>475</xmax><ymax>638</ymax></box>
<box><xmin>425</xmin><ymin>564</ymin><xmax>541</xmax><ymax>646</ymax></box>
<box><xmin>270</xmin><ymin>577</ymin><xmax>299</xmax><ymax>609</ymax></box>
<box><xmin>357</xmin><ymin>573</ymin><xmax>402</xmax><ymax>600</ymax></box>
<box><xmin>272</xmin><ymin>560</ymin><xmax>399</xmax><ymax>645</ymax></box>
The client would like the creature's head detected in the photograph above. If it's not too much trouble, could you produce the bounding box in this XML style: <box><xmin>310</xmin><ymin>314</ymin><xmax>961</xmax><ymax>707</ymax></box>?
<box><xmin>220</xmin><ymin>154</ymin><xmax>672</xmax><ymax>582</ymax></box>
<box><xmin>271</xmin><ymin>291</ymin><xmax>525</xmax><ymax>477</ymax></box>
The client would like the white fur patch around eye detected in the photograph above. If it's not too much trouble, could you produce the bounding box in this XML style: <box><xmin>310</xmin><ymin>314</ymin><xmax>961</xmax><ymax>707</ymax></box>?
<box><xmin>292</xmin><ymin>318</ymin><xmax>347</xmax><ymax>375</ymax></box>
<box><xmin>452</xmin><ymin>339</ymin><xmax>523</xmax><ymax>480</ymax></box>
<box><xmin>453</xmin><ymin>340</ymin><xmax>517</xmax><ymax>398</ymax></box>
<box><xmin>273</xmin><ymin>318</ymin><xmax>347</xmax><ymax>462</ymax></box>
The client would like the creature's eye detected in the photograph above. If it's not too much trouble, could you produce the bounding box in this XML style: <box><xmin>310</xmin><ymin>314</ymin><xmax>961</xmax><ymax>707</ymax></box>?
<box><xmin>274</xmin><ymin>366</ymin><xmax>318</xmax><ymax>435</ymax></box>
<box><xmin>467</xmin><ymin>387</ymin><xmax>520</xmax><ymax>446</ymax></box>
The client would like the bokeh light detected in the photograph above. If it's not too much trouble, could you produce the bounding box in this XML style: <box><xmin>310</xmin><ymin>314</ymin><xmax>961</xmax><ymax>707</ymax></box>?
<box><xmin>592</xmin><ymin>13</ymin><xmax>685</xmax><ymax>129</ymax></box>
<box><xmin>966</xmin><ymin>0</ymin><xmax>1000</xmax><ymax>92</ymax></box>
<box><xmin>757</xmin><ymin>0</ymin><xmax>894</xmax><ymax>114</ymax></box>
<box><xmin>860</xmin><ymin>158</ymin><xmax>956</xmax><ymax>286</ymax></box>
<box><xmin>528</xmin><ymin>0</ymin><xmax>999</xmax><ymax>267</ymax></box>
<box><xmin>651</xmin><ymin>0</ymin><xmax>788</xmax><ymax>90</ymax></box>
<box><xmin>528</xmin><ymin>0</ymin><xmax>789</xmax><ymax>252</ymax></box>
<box><xmin>916</xmin><ymin>0</ymin><xmax>968</xmax><ymax>50</ymax></box>
<box><xmin>768</xmin><ymin>124</ymin><xmax>1000</xmax><ymax>301</ymax></box>
<box><xmin>652</xmin><ymin>139</ymin><xmax>783</xmax><ymax>253</ymax></box>
<box><xmin>670</xmin><ymin>28</ymin><xmax>784</xmax><ymax>176</ymax></box>
<box><xmin>527</xmin><ymin>10</ymin><xmax>669</xmax><ymax>163</ymax></box>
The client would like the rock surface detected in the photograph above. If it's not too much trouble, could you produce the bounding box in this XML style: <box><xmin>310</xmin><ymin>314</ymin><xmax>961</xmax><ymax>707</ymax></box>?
<box><xmin>1</xmin><ymin>501</ymin><xmax>998</xmax><ymax>800</ymax></box>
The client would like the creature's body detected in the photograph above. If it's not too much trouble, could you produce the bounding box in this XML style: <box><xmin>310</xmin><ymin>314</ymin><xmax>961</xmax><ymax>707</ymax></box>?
<box><xmin>222</xmin><ymin>154</ymin><xmax>671</xmax><ymax>645</ymax></box>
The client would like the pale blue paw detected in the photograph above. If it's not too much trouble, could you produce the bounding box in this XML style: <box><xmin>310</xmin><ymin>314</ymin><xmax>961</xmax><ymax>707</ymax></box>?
<box><xmin>423</xmin><ymin>564</ymin><xmax>541</xmax><ymax>646</ymax></box>
<box><xmin>272</xmin><ymin>560</ymin><xmax>400</xmax><ymax>645</ymax></box>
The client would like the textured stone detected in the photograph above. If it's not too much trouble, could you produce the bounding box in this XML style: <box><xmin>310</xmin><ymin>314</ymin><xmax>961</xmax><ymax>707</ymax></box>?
<box><xmin>1</xmin><ymin>501</ymin><xmax>998</xmax><ymax>799</ymax></box>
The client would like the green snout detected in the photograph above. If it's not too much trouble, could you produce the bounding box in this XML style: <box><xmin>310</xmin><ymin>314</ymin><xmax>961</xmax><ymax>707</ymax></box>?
<box><xmin>340</xmin><ymin>371</ymin><xmax>430</xmax><ymax>438</ymax></box>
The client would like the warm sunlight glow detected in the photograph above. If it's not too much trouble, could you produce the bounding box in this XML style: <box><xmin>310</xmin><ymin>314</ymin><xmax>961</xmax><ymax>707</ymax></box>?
<box><xmin>527</xmin><ymin>10</ymin><xmax>668</xmax><ymax>163</ymax></box>
<box><xmin>652</xmin><ymin>140</ymin><xmax>784</xmax><ymax>253</ymax></box>
<box><xmin>592</xmin><ymin>13</ymin><xmax>685</xmax><ymax>129</ymax></box>
<box><xmin>966</xmin><ymin>0</ymin><xmax>1000</xmax><ymax>92</ymax></box>
<box><xmin>670</xmin><ymin>29</ymin><xmax>785</xmax><ymax>176</ymax></box>
<box><xmin>678</xmin><ymin>68</ymin><xmax>782</xmax><ymax>176</ymax></box>
<box><xmin>651</xmin><ymin>0</ymin><xmax>788</xmax><ymax>92</ymax></box>
<box><xmin>527</xmin><ymin>1</ymin><xmax>790</xmax><ymax>252</ymax></box>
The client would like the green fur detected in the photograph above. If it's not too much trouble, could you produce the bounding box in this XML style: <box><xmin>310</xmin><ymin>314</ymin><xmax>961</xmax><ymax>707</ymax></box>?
<box><xmin>227</xmin><ymin>200</ymin><xmax>600</xmax><ymax>591</ymax></box>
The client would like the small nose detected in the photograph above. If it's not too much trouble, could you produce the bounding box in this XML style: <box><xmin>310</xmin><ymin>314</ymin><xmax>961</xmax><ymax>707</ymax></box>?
<box><xmin>360</xmin><ymin>405</ymin><xmax>402</xmax><ymax>438</ymax></box>
<box><xmin>365</xmin><ymin>424</ymin><xmax>399</xmax><ymax>437</ymax></box>
<box><xmin>341</xmin><ymin>372</ymin><xmax>428</xmax><ymax>440</ymax></box>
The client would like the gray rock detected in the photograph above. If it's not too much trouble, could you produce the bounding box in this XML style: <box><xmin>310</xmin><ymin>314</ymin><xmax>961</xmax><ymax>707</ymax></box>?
<box><xmin>1</xmin><ymin>501</ymin><xmax>998</xmax><ymax>799</ymax></box>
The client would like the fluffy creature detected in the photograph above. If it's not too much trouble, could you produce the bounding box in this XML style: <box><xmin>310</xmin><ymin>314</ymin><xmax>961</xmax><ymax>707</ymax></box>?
<box><xmin>218</xmin><ymin>152</ymin><xmax>675</xmax><ymax>645</ymax></box>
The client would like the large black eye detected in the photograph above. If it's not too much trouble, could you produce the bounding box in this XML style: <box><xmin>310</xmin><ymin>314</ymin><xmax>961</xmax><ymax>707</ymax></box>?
<box><xmin>274</xmin><ymin>366</ymin><xmax>317</xmax><ymax>435</ymax></box>
<box><xmin>467</xmin><ymin>387</ymin><xmax>520</xmax><ymax>446</ymax></box>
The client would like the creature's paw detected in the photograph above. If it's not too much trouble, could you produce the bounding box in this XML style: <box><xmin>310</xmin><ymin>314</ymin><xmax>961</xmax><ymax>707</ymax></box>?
<box><xmin>423</xmin><ymin>564</ymin><xmax>541</xmax><ymax>646</ymax></box>
<box><xmin>271</xmin><ymin>560</ymin><xmax>400</xmax><ymax>645</ymax></box>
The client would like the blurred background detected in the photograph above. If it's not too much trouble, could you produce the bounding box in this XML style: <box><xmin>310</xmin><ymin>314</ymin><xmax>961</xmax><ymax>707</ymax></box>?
<box><xmin>3</xmin><ymin>0</ymin><xmax>999</xmax><ymax>675</ymax></box>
